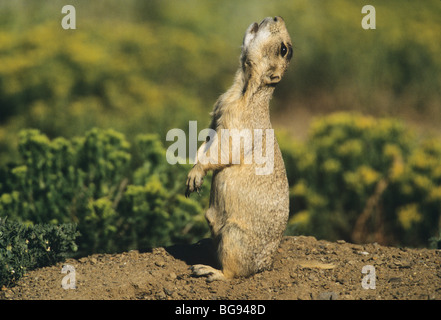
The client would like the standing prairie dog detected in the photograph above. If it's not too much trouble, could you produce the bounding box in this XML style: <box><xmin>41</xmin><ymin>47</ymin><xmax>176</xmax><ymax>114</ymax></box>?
<box><xmin>185</xmin><ymin>16</ymin><xmax>292</xmax><ymax>281</ymax></box>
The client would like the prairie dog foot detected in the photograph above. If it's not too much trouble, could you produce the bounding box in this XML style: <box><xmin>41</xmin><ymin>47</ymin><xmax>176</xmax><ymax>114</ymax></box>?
<box><xmin>185</xmin><ymin>165</ymin><xmax>205</xmax><ymax>197</ymax></box>
<box><xmin>190</xmin><ymin>264</ymin><xmax>226</xmax><ymax>282</ymax></box>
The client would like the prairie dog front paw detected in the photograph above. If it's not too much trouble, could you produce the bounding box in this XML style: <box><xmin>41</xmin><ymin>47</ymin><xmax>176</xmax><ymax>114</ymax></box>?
<box><xmin>185</xmin><ymin>165</ymin><xmax>206</xmax><ymax>197</ymax></box>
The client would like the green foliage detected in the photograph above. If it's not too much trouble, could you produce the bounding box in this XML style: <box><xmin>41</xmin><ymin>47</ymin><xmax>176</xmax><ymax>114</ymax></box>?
<box><xmin>0</xmin><ymin>17</ymin><xmax>229</xmax><ymax>165</ymax></box>
<box><xmin>0</xmin><ymin>128</ymin><xmax>209</xmax><ymax>258</ymax></box>
<box><xmin>281</xmin><ymin>113</ymin><xmax>441</xmax><ymax>247</ymax></box>
<box><xmin>429</xmin><ymin>230</ymin><xmax>441</xmax><ymax>249</ymax></box>
<box><xmin>1</xmin><ymin>1</ymin><xmax>441</xmax><ymax>165</ymax></box>
<box><xmin>0</xmin><ymin>128</ymin><xmax>131</xmax><ymax>223</ymax></box>
<box><xmin>118</xmin><ymin>133</ymin><xmax>209</xmax><ymax>251</ymax></box>
<box><xmin>0</xmin><ymin>218</ymin><xmax>79</xmax><ymax>287</ymax></box>
<box><xmin>118</xmin><ymin>178</ymin><xmax>207</xmax><ymax>251</ymax></box>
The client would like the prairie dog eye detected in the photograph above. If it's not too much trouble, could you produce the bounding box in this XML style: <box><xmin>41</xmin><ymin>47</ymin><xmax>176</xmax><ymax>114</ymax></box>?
<box><xmin>280</xmin><ymin>42</ymin><xmax>288</xmax><ymax>57</ymax></box>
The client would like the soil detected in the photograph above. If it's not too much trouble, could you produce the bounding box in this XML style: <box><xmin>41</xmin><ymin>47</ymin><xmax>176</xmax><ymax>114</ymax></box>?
<box><xmin>2</xmin><ymin>236</ymin><xmax>441</xmax><ymax>300</ymax></box>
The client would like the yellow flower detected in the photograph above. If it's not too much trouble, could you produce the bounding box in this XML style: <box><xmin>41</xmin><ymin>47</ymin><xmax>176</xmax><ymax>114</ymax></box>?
<box><xmin>428</xmin><ymin>187</ymin><xmax>441</xmax><ymax>203</ymax></box>
<box><xmin>384</xmin><ymin>143</ymin><xmax>405</xmax><ymax>180</ymax></box>
<box><xmin>322</xmin><ymin>159</ymin><xmax>341</xmax><ymax>174</ymax></box>
<box><xmin>338</xmin><ymin>139</ymin><xmax>363</xmax><ymax>157</ymax></box>
<box><xmin>413</xmin><ymin>175</ymin><xmax>433</xmax><ymax>191</ymax></box>
<box><xmin>289</xmin><ymin>210</ymin><xmax>310</xmax><ymax>226</ymax></box>
<box><xmin>291</xmin><ymin>181</ymin><xmax>307</xmax><ymax>196</ymax></box>
<box><xmin>355</xmin><ymin>116</ymin><xmax>375</xmax><ymax>130</ymax></box>
<box><xmin>397</xmin><ymin>204</ymin><xmax>422</xmax><ymax>230</ymax></box>
<box><xmin>390</xmin><ymin>160</ymin><xmax>404</xmax><ymax>180</ymax></box>
<box><xmin>358</xmin><ymin>166</ymin><xmax>380</xmax><ymax>186</ymax></box>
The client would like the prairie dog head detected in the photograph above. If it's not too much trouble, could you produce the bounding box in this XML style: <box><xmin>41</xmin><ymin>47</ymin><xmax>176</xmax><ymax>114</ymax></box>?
<box><xmin>241</xmin><ymin>16</ymin><xmax>293</xmax><ymax>88</ymax></box>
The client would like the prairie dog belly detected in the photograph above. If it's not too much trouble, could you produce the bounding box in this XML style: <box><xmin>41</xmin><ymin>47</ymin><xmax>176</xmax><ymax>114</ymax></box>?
<box><xmin>208</xmin><ymin>161</ymin><xmax>289</xmax><ymax>239</ymax></box>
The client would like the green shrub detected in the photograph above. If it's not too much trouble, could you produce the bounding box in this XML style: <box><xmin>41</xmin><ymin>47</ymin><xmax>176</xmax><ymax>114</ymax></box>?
<box><xmin>429</xmin><ymin>230</ymin><xmax>441</xmax><ymax>249</ymax></box>
<box><xmin>2</xmin><ymin>1</ymin><xmax>441</xmax><ymax>166</ymax></box>
<box><xmin>117</xmin><ymin>133</ymin><xmax>209</xmax><ymax>251</ymax></box>
<box><xmin>0</xmin><ymin>128</ymin><xmax>131</xmax><ymax>229</ymax></box>
<box><xmin>0</xmin><ymin>218</ymin><xmax>79</xmax><ymax>287</ymax></box>
<box><xmin>0</xmin><ymin>18</ymin><xmax>230</xmax><ymax>166</ymax></box>
<box><xmin>0</xmin><ymin>128</ymin><xmax>209</xmax><ymax>257</ymax></box>
<box><xmin>281</xmin><ymin>113</ymin><xmax>441</xmax><ymax>247</ymax></box>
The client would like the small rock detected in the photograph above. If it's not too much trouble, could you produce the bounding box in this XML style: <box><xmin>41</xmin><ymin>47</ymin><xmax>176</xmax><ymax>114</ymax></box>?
<box><xmin>128</xmin><ymin>250</ymin><xmax>139</xmax><ymax>260</ymax></box>
<box><xmin>308</xmin><ymin>274</ymin><xmax>318</xmax><ymax>282</ymax></box>
<box><xmin>388</xmin><ymin>277</ymin><xmax>402</xmax><ymax>284</ymax></box>
<box><xmin>167</xmin><ymin>272</ymin><xmax>177</xmax><ymax>281</ymax></box>
<box><xmin>337</xmin><ymin>240</ymin><xmax>346</xmax><ymax>244</ymax></box>
<box><xmin>394</xmin><ymin>259</ymin><xmax>412</xmax><ymax>268</ymax></box>
<box><xmin>316</xmin><ymin>292</ymin><xmax>339</xmax><ymax>300</ymax></box>
<box><xmin>297</xmin><ymin>292</ymin><xmax>312</xmax><ymax>300</ymax></box>
<box><xmin>163</xmin><ymin>287</ymin><xmax>174</xmax><ymax>296</ymax></box>
<box><xmin>155</xmin><ymin>260</ymin><xmax>165</xmax><ymax>267</ymax></box>
<box><xmin>152</xmin><ymin>247</ymin><xmax>167</xmax><ymax>255</ymax></box>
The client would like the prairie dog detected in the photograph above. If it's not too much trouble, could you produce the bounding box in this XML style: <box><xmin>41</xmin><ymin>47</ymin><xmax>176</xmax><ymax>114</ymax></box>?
<box><xmin>185</xmin><ymin>16</ymin><xmax>292</xmax><ymax>281</ymax></box>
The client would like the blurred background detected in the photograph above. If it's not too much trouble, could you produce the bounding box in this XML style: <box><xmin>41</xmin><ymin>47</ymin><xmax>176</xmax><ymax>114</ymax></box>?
<box><xmin>1</xmin><ymin>0</ymin><xmax>440</xmax><ymax>160</ymax></box>
<box><xmin>0</xmin><ymin>0</ymin><xmax>440</xmax><ymax>255</ymax></box>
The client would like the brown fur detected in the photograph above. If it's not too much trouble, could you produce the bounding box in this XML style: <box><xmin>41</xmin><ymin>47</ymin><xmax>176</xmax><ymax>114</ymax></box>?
<box><xmin>186</xmin><ymin>17</ymin><xmax>293</xmax><ymax>281</ymax></box>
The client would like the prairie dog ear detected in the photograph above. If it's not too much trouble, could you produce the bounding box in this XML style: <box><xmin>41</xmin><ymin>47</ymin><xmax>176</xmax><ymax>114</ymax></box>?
<box><xmin>242</xmin><ymin>22</ymin><xmax>258</xmax><ymax>50</ymax></box>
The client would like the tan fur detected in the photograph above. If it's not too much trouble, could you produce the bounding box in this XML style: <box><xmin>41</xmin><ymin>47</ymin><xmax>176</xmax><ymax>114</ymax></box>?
<box><xmin>186</xmin><ymin>17</ymin><xmax>293</xmax><ymax>281</ymax></box>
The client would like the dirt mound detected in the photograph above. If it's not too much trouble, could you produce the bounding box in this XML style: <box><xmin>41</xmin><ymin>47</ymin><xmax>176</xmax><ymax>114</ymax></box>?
<box><xmin>2</xmin><ymin>236</ymin><xmax>440</xmax><ymax>300</ymax></box>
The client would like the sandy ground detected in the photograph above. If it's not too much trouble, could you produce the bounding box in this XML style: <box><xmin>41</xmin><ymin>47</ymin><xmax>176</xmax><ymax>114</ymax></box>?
<box><xmin>2</xmin><ymin>236</ymin><xmax>440</xmax><ymax>301</ymax></box>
